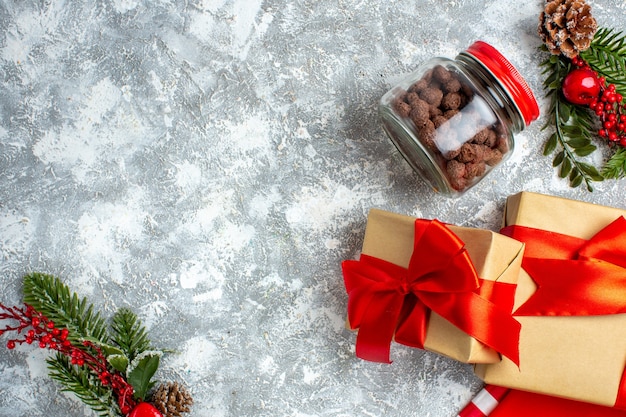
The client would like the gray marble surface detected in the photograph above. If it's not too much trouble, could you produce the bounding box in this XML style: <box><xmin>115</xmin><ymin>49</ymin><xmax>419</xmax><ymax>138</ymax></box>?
<box><xmin>1</xmin><ymin>1</ymin><xmax>626</xmax><ymax>416</ymax></box>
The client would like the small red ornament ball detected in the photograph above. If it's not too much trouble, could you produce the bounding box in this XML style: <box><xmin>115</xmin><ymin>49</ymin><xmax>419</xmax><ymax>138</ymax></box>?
<box><xmin>562</xmin><ymin>68</ymin><xmax>602</xmax><ymax>105</ymax></box>
<box><xmin>128</xmin><ymin>402</ymin><xmax>163</xmax><ymax>417</ymax></box>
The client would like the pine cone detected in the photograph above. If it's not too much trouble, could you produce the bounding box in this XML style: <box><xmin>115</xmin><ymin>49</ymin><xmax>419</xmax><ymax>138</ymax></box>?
<box><xmin>152</xmin><ymin>382</ymin><xmax>194</xmax><ymax>417</ymax></box>
<box><xmin>538</xmin><ymin>0</ymin><xmax>597</xmax><ymax>58</ymax></box>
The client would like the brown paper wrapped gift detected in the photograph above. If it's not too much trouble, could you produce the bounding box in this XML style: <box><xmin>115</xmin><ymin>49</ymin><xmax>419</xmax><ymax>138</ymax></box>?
<box><xmin>342</xmin><ymin>208</ymin><xmax>524</xmax><ymax>364</ymax></box>
<box><xmin>474</xmin><ymin>191</ymin><xmax>626</xmax><ymax>408</ymax></box>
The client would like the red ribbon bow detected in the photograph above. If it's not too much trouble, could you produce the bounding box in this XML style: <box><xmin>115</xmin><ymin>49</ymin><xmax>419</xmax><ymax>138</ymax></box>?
<box><xmin>501</xmin><ymin>216</ymin><xmax>626</xmax><ymax>317</ymax></box>
<box><xmin>342</xmin><ymin>219</ymin><xmax>521</xmax><ymax>364</ymax></box>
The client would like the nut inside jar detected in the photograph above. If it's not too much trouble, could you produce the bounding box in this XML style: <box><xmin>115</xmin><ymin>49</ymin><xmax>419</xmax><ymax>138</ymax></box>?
<box><xmin>392</xmin><ymin>65</ymin><xmax>509</xmax><ymax>191</ymax></box>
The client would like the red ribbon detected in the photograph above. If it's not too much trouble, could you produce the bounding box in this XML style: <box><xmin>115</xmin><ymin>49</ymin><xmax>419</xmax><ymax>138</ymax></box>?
<box><xmin>342</xmin><ymin>219</ymin><xmax>521</xmax><ymax>365</ymax></box>
<box><xmin>501</xmin><ymin>216</ymin><xmax>626</xmax><ymax>409</ymax></box>
<box><xmin>501</xmin><ymin>216</ymin><xmax>626</xmax><ymax>317</ymax></box>
<box><xmin>488</xmin><ymin>388</ymin><xmax>626</xmax><ymax>417</ymax></box>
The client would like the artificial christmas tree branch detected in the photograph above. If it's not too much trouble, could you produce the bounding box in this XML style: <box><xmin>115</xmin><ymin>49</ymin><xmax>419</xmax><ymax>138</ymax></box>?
<box><xmin>538</xmin><ymin>0</ymin><xmax>626</xmax><ymax>187</ymax></box>
<box><xmin>0</xmin><ymin>273</ymin><xmax>193</xmax><ymax>417</ymax></box>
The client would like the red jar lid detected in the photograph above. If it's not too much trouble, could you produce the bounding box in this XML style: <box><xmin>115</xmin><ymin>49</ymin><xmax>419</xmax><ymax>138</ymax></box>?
<box><xmin>465</xmin><ymin>41</ymin><xmax>540</xmax><ymax>126</ymax></box>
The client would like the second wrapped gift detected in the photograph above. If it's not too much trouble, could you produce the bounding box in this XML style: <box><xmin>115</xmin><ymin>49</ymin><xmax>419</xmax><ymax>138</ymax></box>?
<box><xmin>342</xmin><ymin>209</ymin><xmax>524</xmax><ymax>364</ymax></box>
<box><xmin>474</xmin><ymin>191</ymin><xmax>626</xmax><ymax>409</ymax></box>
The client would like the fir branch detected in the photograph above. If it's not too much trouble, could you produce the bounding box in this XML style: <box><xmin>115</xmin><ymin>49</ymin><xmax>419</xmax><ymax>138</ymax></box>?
<box><xmin>581</xmin><ymin>28</ymin><xmax>626</xmax><ymax>95</ymax></box>
<box><xmin>22</xmin><ymin>273</ymin><xmax>110</xmax><ymax>346</ymax></box>
<box><xmin>540</xmin><ymin>51</ymin><xmax>603</xmax><ymax>190</ymax></box>
<box><xmin>110</xmin><ymin>307</ymin><xmax>151</xmax><ymax>362</ymax></box>
<box><xmin>602</xmin><ymin>146</ymin><xmax>626</xmax><ymax>179</ymax></box>
<box><xmin>581</xmin><ymin>27</ymin><xmax>626</xmax><ymax>179</ymax></box>
<box><xmin>47</xmin><ymin>353</ymin><xmax>121</xmax><ymax>417</ymax></box>
<box><xmin>6</xmin><ymin>275</ymin><xmax>166</xmax><ymax>416</ymax></box>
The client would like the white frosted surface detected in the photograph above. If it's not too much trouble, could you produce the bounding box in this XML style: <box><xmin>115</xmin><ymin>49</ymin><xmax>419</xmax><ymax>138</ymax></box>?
<box><xmin>1</xmin><ymin>1</ymin><xmax>626</xmax><ymax>416</ymax></box>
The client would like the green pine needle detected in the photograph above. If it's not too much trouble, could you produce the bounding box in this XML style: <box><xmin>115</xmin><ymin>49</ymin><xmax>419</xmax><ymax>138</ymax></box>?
<box><xmin>47</xmin><ymin>354</ymin><xmax>120</xmax><ymax>417</ymax></box>
<box><xmin>22</xmin><ymin>273</ymin><xmax>110</xmax><ymax>346</ymax></box>
<box><xmin>110</xmin><ymin>307</ymin><xmax>152</xmax><ymax>362</ymax></box>
<box><xmin>22</xmin><ymin>273</ymin><xmax>121</xmax><ymax>416</ymax></box>
<box><xmin>581</xmin><ymin>28</ymin><xmax>626</xmax><ymax>95</ymax></box>
<box><xmin>602</xmin><ymin>147</ymin><xmax>626</xmax><ymax>179</ymax></box>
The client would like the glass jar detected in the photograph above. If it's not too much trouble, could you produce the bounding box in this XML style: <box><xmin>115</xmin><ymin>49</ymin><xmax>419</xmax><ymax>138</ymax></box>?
<box><xmin>379</xmin><ymin>41</ymin><xmax>539</xmax><ymax>196</ymax></box>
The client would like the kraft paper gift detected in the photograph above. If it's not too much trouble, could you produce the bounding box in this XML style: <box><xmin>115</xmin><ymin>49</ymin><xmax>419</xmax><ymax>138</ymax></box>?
<box><xmin>475</xmin><ymin>191</ymin><xmax>626</xmax><ymax>408</ymax></box>
<box><xmin>342</xmin><ymin>208</ymin><xmax>524</xmax><ymax>364</ymax></box>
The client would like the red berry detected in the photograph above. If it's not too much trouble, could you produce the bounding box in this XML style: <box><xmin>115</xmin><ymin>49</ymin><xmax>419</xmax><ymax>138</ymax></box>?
<box><xmin>47</xmin><ymin>321</ymin><xmax>55</xmax><ymax>329</ymax></box>
<box><xmin>31</xmin><ymin>318</ymin><xmax>40</xmax><ymax>327</ymax></box>
<box><xmin>100</xmin><ymin>371</ymin><xmax>110</xmax><ymax>379</ymax></box>
<box><xmin>7</xmin><ymin>340</ymin><xmax>16</xmax><ymax>349</ymax></box>
<box><xmin>128</xmin><ymin>402</ymin><xmax>163</xmax><ymax>417</ymax></box>
<box><xmin>609</xmin><ymin>131</ymin><xmax>618</xmax><ymax>141</ymax></box>
<box><xmin>620</xmin><ymin>137</ymin><xmax>626</xmax><ymax>147</ymax></box>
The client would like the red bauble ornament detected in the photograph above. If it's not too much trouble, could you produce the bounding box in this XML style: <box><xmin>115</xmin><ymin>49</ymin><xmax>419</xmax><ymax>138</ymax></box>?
<box><xmin>128</xmin><ymin>402</ymin><xmax>163</xmax><ymax>417</ymax></box>
<box><xmin>562</xmin><ymin>68</ymin><xmax>601</xmax><ymax>105</ymax></box>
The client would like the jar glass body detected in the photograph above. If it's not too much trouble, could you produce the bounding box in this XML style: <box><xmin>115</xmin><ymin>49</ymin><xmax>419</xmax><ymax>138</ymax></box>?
<box><xmin>379</xmin><ymin>56</ymin><xmax>522</xmax><ymax>196</ymax></box>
